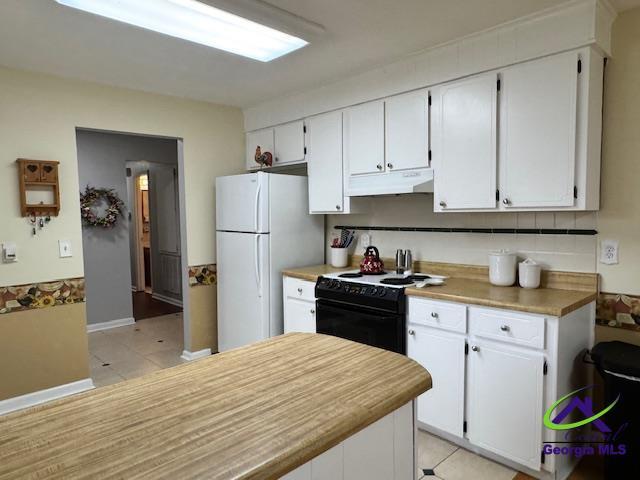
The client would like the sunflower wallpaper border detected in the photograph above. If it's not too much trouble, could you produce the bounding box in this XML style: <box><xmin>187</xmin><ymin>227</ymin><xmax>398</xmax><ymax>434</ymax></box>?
<box><xmin>0</xmin><ymin>278</ymin><xmax>85</xmax><ymax>314</ymax></box>
<box><xmin>189</xmin><ymin>264</ymin><xmax>217</xmax><ymax>287</ymax></box>
<box><xmin>596</xmin><ymin>292</ymin><xmax>640</xmax><ymax>332</ymax></box>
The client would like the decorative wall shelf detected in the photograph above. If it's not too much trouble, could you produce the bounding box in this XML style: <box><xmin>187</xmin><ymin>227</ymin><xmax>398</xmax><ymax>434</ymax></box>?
<box><xmin>16</xmin><ymin>158</ymin><xmax>61</xmax><ymax>216</ymax></box>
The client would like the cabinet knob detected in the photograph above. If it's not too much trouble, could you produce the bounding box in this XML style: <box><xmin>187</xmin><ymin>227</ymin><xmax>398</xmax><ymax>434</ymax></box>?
<box><xmin>500</xmin><ymin>325</ymin><xmax>510</xmax><ymax>332</ymax></box>
<box><xmin>502</xmin><ymin>198</ymin><xmax>511</xmax><ymax>205</ymax></box>
<box><xmin>336</xmin><ymin>205</ymin><xmax>341</xmax><ymax>210</ymax></box>
<box><xmin>310</xmin><ymin>309</ymin><xmax>315</xmax><ymax>314</ymax></box>
<box><xmin>387</xmin><ymin>163</ymin><xmax>393</xmax><ymax>169</ymax></box>
<box><xmin>297</xmin><ymin>287</ymin><xmax>303</xmax><ymax>294</ymax></box>
<box><xmin>439</xmin><ymin>201</ymin><xmax>447</xmax><ymax>208</ymax></box>
<box><xmin>408</xmin><ymin>329</ymin><xmax>415</xmax><ymax>336</ymax></box>
<box><xmin>430</xmin><ymin>312</ymin><xmax>438</xmax><ymax>319</ymax></box>
<box><xmin>471</xmin><ymin>345</ymin><xmax>479</xmax><ymax>352</ymax></box>
<box><xmin>376</xmin><ymin>164</ymin><xmax>383</xmax><ymax>170</ymax></box>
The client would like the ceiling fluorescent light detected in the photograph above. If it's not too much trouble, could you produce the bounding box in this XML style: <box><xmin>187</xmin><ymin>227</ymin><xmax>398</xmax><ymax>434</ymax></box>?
<box><xmin>55</xmin><ymin>0</ymin><xmax>309</xmax><ymax>62</ymax></box>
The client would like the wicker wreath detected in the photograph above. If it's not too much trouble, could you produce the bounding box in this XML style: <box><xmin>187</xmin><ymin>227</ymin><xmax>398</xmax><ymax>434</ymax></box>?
<box><xmin>80</xmin><ymin>186</ymin><xmax>125</xmax><ymax>228</ymax></box>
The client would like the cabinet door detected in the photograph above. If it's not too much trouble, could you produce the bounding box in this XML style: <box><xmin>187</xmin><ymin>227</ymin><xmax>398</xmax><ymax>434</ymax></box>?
<box><xmin>307</xmin><ymin>111</ymin><xmax>345</xmax><ymax>213</ymax></box>
<box><xmin>344</xmin><ymin>101</ymin><xmax>385</xmax><ymax>176</ymax></box>
<box><xmin>467</xmin><ymin>340</ymin><xmax>544</xmax><ymax>470</ymax></box>
<box><xmin>274</xmin><ymin>120</ymin><xmax>305</xmax><ymax>165</ymax></box>
<box><xmin>385</xmin><ymin>90</ymin><xmax>430</xmax><ymax>172</ymax></box>
<box><xmin>284</xmin><ymin>297</ymin><xmax>316</xmax><ymax>334</ymax></box>
<box><xmin>500</xmin><ymin>52</ymin><xmax>579</xmax><ymax>208</ymax></box>
<box><xmin>433</xmin><ymin>73</ymin><xmax>498</xmax><ymax>211</ymax></box>
<box><xmin>246</xmin><ymin>128</ymin><xmax>274</xmax><ymax>170</ymax></box>
<box><xmin>407</xmin><ymin>324</ymin><xmax>466</xmax><ymax>437</ymax></box>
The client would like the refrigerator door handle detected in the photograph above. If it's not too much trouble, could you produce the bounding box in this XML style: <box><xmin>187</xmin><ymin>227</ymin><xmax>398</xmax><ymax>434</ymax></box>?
<box><xmin>254</xmin><ymin>181</ymin><xmax>262</xmax><ymax>232</ymax></box>
<box><xmin>254</xmin><ymin>235</ymin><xmax>262</xmax><ymax>297</ymax></box>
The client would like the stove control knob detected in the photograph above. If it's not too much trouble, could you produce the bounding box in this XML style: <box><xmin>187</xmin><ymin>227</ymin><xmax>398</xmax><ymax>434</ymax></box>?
<box><xmin>378</xmin><ymin>289</ymin><xmax>387</xmax><ymax>297</ymax></box>
<box><xmin>370</xmin><ymin>287</ymin><xmax>378</xmax><ymax>296</ymax></box>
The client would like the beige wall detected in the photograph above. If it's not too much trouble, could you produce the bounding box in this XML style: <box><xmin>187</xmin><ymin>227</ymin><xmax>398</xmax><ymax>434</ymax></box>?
<box><xmin>189</xmin><ymin>284</ymin><xmax>218</xmax><ymax>353</ymax></box>
<box><xmin>0</xmin><ymin>66</ymin><xmax>244</xmax><ymax>288</ymax></box>
<box><xmin>598</xmin><ymin>7</ymin><xmax>640</xmax><ymax>296</ymax></box>
<box><xmin>0</xmin><ymin>303</ymin><xmax>89</xmax><ymax>401</ymax></box>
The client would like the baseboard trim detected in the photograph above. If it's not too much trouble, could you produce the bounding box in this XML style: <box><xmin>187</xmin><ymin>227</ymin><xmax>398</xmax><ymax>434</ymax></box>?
<box><xmin>87</xmin><ymin>317</ymin><xmax>135</xmax><ymax>333</ymax></box>
<box><xmin>180</xmin><ymin>348</ymin><xmax>212</xmax><ymax>361</ymax></box>
<box><xmin>151</xmin><ymin>293</ymin><xmax>183</xmax><ymax>308</ymax></box>
<box><xmin>0</xmin><ymin>378</ymin><xmax>94</xmax><ymax>416</ymax></box>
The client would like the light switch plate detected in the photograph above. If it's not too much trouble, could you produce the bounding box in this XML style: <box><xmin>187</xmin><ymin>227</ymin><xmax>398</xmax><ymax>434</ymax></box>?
<box><xmin>2</xmin><ymin>242</ymin><xmax>17</xmax><ymax>263</ymax></box>
<box><xmin>360</xmin><ymin>233</ymin><xmax>371</xmax><ymax>248</ymax></box>
<box><xmin>58</xmin><ymin>239</ymin><xmax>73</xmax><ymax>258</ymax></box>
<box><xmin>600</xmin><ymin>239</ymin><xmax>619</xmax><ymax>265</ymax></box>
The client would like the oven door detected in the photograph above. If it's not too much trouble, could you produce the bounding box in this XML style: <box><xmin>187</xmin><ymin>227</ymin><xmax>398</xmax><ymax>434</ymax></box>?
<box><xmin>315</xmin><ymin>299</ymin><xmax>406</xmax><ymax>354</ymax></box>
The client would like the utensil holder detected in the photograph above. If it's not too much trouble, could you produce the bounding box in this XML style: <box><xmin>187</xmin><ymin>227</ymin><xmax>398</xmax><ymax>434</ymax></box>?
<box><xmin>330</xmin><ymin>247</ymin><xmax>349</xmax><ymax>268</ymax></box>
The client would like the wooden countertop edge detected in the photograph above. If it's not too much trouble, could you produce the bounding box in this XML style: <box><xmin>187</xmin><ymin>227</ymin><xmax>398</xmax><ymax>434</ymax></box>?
<box><xmin>281</xmin><ymin>270</ymin><xmax>324</xmax><ymax>282</ymax></box>
<box><xmin>404</xmin><ymin>288</ymin><xmax>597</xmax><ymax>317</ymax></box>
<box><xmin>262</xmin><ymin>366</ymin><xmax>432</xmax><ymax>480</ymax></box>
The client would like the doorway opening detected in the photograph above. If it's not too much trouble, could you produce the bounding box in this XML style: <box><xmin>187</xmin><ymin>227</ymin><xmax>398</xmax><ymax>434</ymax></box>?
<box><xmin>76</xmin><ymin>128</ymin><xmax>189</xmax><ymax>387</ymax></box>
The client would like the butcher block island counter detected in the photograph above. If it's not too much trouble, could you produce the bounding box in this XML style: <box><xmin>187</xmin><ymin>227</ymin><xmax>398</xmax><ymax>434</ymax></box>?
<box><xmin>0</xmin><ymin>333</ymin><xmax>431</xmax><ymax>480</ymax></box>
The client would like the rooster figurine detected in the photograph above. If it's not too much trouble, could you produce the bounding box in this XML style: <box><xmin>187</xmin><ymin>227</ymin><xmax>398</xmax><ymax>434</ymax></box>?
<box><xmin>254</xmin><ymin>146</ymin><xmax>273</xmax><ymax>168</ymax></box>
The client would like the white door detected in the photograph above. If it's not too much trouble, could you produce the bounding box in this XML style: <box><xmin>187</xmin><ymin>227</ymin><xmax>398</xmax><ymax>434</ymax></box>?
<box><xmin>467</xmin><ymin>340</ymin><xmax>544</xmax><ymax>470</ymax></box>
<box><xmin>217</xmin><ymin>231</ymin><xmax>270</xmax><ymax>351</ymax></box>
<box><xmin>215</xmin><ymin>172</ymin><xmax>269</xmax><ymax>233</ymax></box>
<box><xmin>433</xmin><ymin>73</ymin><xmax>498</xmax><ymax>211</ymax></box>
<box><xmin>344</xmin><ymin>101</ymin><xmax>385</xmax><ymax>176</ymax></box>
<box><xmin>408</xmin><ymin>324</ymin><xmax>466</xmax><ymax>437</ymax></box>
<box><xmin>500</xmin><ymin>51</ymin><xmax>579</xmax><ymax>208</ymax></box>
<box><xmin>246</xmin><ymin>128</ymin><xmax>274</xmax><ymax>170</ymax></box>
<box><xmin>385</xmin><ymin>90</ymin><xmax>430</xmax><ymax>172</ymax></box>
<box><xmin>274</xmin><ymin>120</ymin><xmax>305</xmax><ymax>165</ymax></box>
<box><xmin>307</xmin><ymin>111</ymin><xmax>345</xmax><ymax>213</ymax></box>
<box><xmin>284</xmin><ymin>297</ymin><xmax>316</xmax><ymax>333</ymax></box>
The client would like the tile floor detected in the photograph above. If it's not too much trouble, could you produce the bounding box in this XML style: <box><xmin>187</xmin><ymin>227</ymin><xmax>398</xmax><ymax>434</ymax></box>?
<box><xmin>416</xmin><ymin>430</ymin><xmax>603</xmax><ymax>480</ymax></box>
<box><xmin>88</xmin><ymin>313</ymin><xmax>185</xmax><ymax>387</ymax></box>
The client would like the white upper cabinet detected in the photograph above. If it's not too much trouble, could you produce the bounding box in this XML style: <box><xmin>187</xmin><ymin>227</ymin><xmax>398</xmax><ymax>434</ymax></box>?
<box><xmin>433</xmin><ymin>73</ymin><xmax>498</xmax><ymax>211</ymax></box>
<box><xmin>344</xmin><ymin>101</ymin><xmax>385</xmax><ymax>176</ymax></box>
<box><xmin>307</xmin><ymin>111</ymin><xmax>347</xmax><ymax>213</ymax></box>
<box><xmin>274</xmin><ymin>120</ymin><xmax>306</xmax><ymax>166</ymax></box>
<box><xmin>246</xmin><ymin>128</ymin><xmax>274</xmax><ymax>171</ymax></box>
<box><xmin>499</xmin><ymin>51</ymin><xmax>579</xmax><ymax>208</ymax></box>
<box><xmin>385</xmin><ymin>90</ymin><xmax>430</xmax><ymax>172</ymax></box>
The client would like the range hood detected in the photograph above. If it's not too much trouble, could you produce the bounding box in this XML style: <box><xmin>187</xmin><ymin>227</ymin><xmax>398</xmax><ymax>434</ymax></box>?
<box><xmin>346</xmin><ymin>168</ymin><xmax>434</xmax><ymax>197</ymax></box>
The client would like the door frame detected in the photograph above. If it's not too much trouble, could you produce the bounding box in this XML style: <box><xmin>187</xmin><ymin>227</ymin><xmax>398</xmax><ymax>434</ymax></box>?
<box><xmin>132</xmin><ymin>171</ymin><xmax>149</xmax><ymax>293</ymax></box>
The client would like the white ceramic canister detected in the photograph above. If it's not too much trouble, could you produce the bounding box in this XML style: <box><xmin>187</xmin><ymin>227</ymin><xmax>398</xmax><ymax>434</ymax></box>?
<box><xmin>489</xmin><ymin>250</ymin><xmax>517</xmax><ymax>286</ymax></box>
<box><xmin>330</xmin><ymin>247</ymin><xmax>349</xmax><ymax>268</ymax></box>
<box><xmin>519</xmin><ymin>258</ymin><xmax>542</xmax><ymax>289</ymax></box>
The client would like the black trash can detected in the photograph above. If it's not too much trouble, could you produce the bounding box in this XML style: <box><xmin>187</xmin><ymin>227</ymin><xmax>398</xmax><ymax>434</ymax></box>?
<box><xmin>590</xmin><ymin>341</ymin><xmax>640</xmax><ymax>479</ymax></box>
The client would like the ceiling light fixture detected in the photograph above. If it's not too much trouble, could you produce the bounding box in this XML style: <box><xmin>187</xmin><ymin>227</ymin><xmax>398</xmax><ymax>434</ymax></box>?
<box><xmin>55</xmin><ymin>0</ymin><xmax>309</xmax><ymax>62</ymax></box>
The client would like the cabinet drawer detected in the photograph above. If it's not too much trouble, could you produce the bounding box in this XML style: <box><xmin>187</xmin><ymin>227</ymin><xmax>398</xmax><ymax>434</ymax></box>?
<box><xmin>469</xmin><ymin>307</ymin><xmax>545</xmax><ymax>349</ymax></box>
<box><xmin>407</xmin><ymin>297</ymin><xmax>466</xmax><ymax>333</ymax></box>
<box><xmin>284</xmin><ymin>277</ymin><xmax>316</xmax><ymax>302</ymax></box>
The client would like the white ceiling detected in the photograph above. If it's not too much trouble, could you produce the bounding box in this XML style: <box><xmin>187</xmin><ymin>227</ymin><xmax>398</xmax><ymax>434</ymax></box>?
<box><xmin>0</xmin><ymin>0</ymin><xmax>637</xmax><ymax>108</ymax></box>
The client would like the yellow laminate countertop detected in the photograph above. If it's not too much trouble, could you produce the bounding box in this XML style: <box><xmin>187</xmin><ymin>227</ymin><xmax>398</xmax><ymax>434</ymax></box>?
<box><xmin>0</xmin><ymin>333</ymin><xmax>431</xmax><ymax>480</ymax></box>
<box><xmin>282</xmin><ymin>265</ymin><xmax>596</xmax><ymax>317</ymax></box>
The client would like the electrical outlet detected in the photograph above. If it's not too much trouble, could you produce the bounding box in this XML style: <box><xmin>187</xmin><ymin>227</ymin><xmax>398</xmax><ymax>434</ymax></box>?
<box><xmin>600</xmin><ymin>239</ymin><xmax>619</xmax><ymax>265</ymax></box>
<box><xmin>360</xmin><ymin>233</ymin><xmax>371</xmax><ymax>248</ymax></box>
<box><xmin>58</xmin><ymin>240</ymin><xmax>73</xmax><ymax>258</ymax></box>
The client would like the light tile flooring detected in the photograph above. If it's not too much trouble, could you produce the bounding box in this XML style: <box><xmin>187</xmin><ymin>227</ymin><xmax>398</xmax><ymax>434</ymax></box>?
<box><xmin>417</xmin><ymin>430</ymin><xmax>602</xmax><ymax>480</ymax></box>
<box><xmin>88</xmin><ymin>313</ymin><xmax>184</xmax><ymax>387</ymax></box>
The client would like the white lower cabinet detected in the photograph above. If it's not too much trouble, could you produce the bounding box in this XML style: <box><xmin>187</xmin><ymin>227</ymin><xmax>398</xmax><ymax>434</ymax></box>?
<box><xmin>283</xmin><ymin>277</ymin><xmax>316</xmax><ymax>334</ymax></box>
<box><xmin>281</xmin><ymin>402</ymin><xmax>415</xmax><ymax>480</ymax></box>
<box><xmin>408</xmin><ymin>297</ymin><xmax>594</xmax><ymax>475</ymax></box>
<box><xmin>407</xmin><ymin>324</ymin><xmax>465</xmax><ymax>437</ymax></box>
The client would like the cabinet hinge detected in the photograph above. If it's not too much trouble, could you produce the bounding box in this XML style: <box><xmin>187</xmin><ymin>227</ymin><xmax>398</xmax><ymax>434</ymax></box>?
<box><xmin>577</xmin><ymin>59</ymin><xmax>582</xmax><ymax>74</ymax></box>
<box><xmin>497</xmin><ymin>78</ymin><xmax>501</xmax><ymax>91</ymax></box>
<box><xmin>541</xmin><ymin>450</ymin><xmax>546</xmax><ymax>464</ymax></box>
<box><xmin>573</xmin><ymin>186</ymin><xmax>578</xmax><ymax>199</ymax></box>
<box><xmin>428</xmin><ymin>95</ymin><xmax>432</xmax><ymax>106</ymax></box>
<box><xmin>543</xmin><ymin>361</ymin><xmax>548</xmax><ymax>376</ymax></box>
<box><xmin>496</xmin><ymin>189</ymin><xmax>500</xmax><ymax>201</ymax></box>
<box><xmin>304</xmin><ymin>147</ymin><xmax>307</xmax><ymax>155</ymax></box>
<box><xmin>428</xmin><ymin>150</ymin><xmax>432</xmax><ymax>161</ymax></box>
<box><xmin>463</xmin><ymin>420</ymin><xmax>468</xmax><ymax>433</ymax></box>
<box><xmin>303</xmin><ymin>125</ymin><xmax>307</xmax><ymax>134</ymax></box>
<box><xmin>465</xmin><ymin>342</ymin><xmax>469</xmax><ymax>355</ymax></box>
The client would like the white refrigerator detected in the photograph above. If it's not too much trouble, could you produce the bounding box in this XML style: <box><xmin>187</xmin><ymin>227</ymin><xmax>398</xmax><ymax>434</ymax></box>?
<box><xmin>216</xmin><ymin>172</ymin><xmax>324</xmax><ymax>351</ymax></box>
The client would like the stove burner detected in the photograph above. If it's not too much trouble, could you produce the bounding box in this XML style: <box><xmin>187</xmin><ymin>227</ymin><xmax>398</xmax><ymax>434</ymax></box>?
<box><xmin>408</xmin><ymin>274</ymin><xmax>431</xmax><ymax>281</ymax></box>
<box><xmin>379</xmin><ymin>277</ymin><xmax>415</xmax><ymax>286</ymax></box>
<box><xmin>359</xmin><ymin>270</ymin><xmax>387</xmax><ymax>276</ymax></box>
<box><xmin>338</xmin><ymin>272</ymin><xmax>363</xmax><ymax>278</ymax></box>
